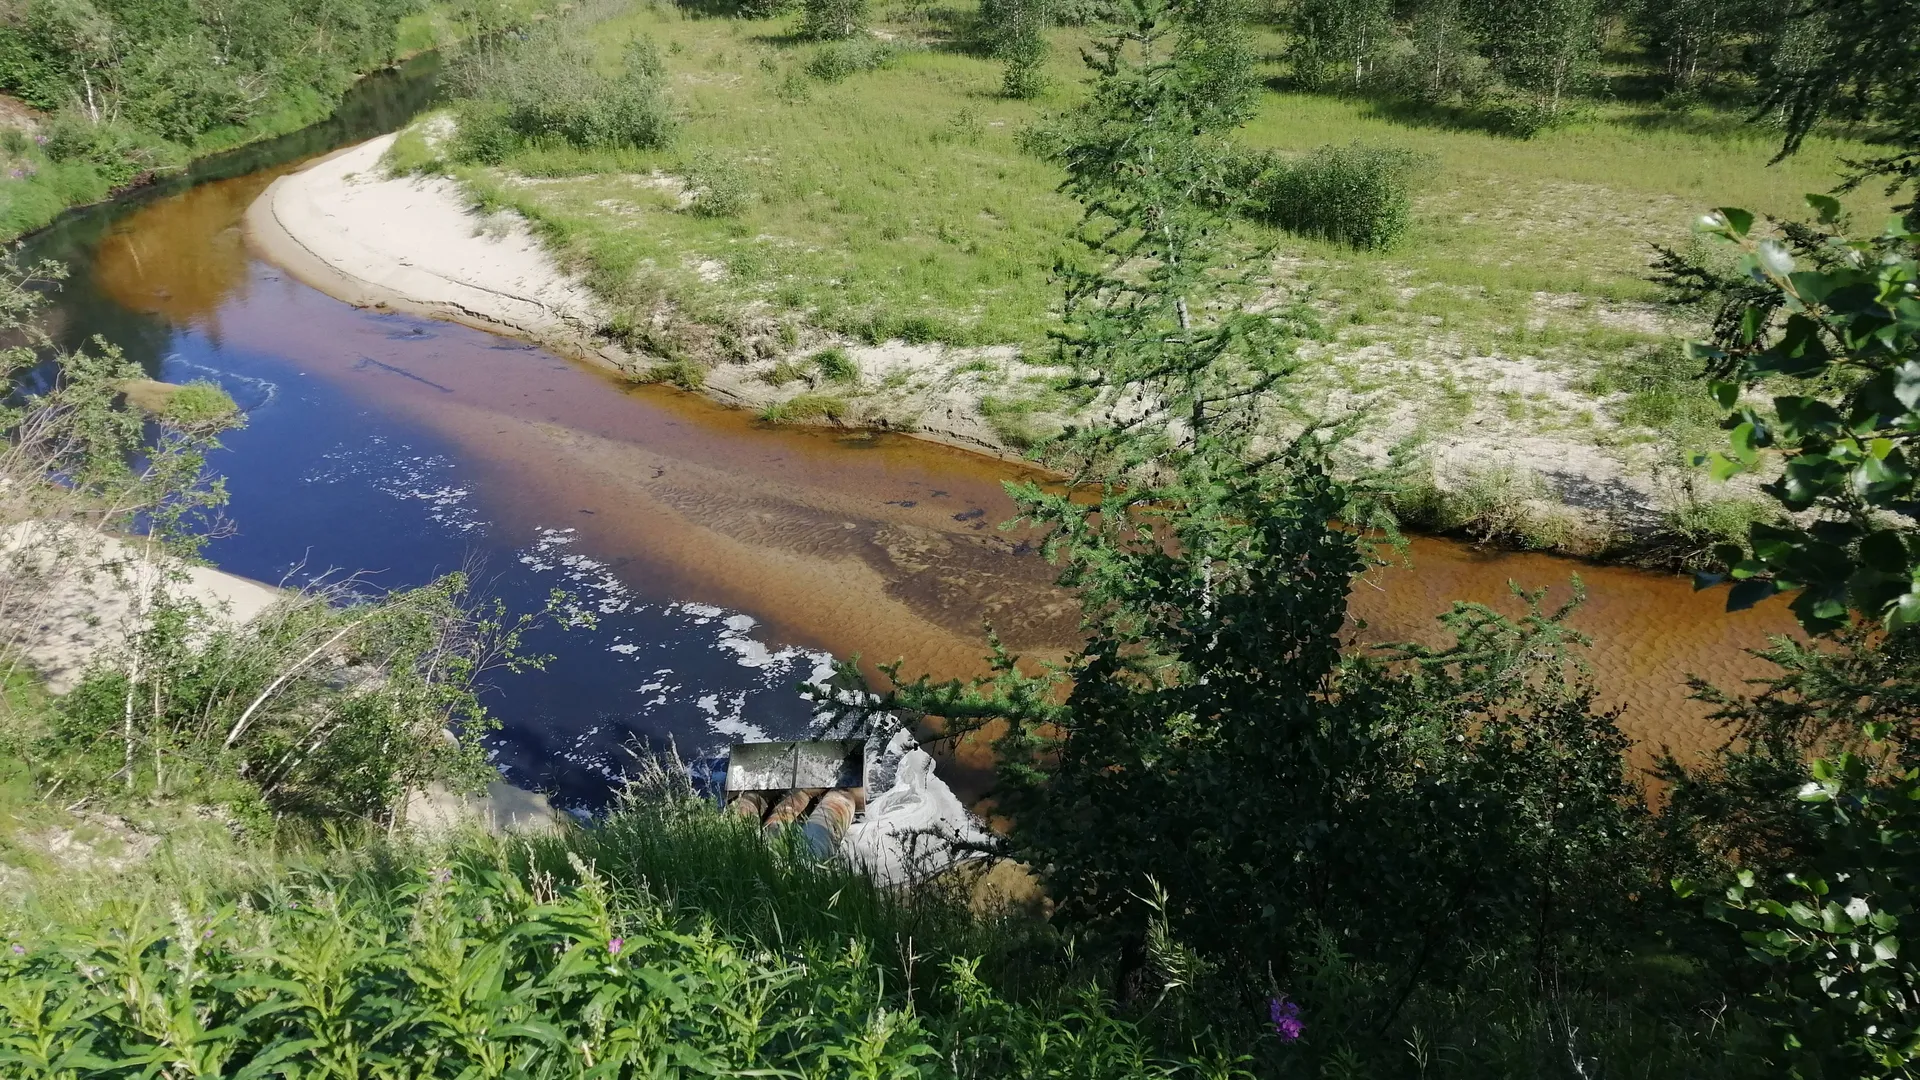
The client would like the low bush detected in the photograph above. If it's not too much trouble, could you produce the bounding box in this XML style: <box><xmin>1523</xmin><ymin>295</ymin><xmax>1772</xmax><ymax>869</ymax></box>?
<box><xmin>1484</xmin><ymin>95</ymin><xmax>1564</xmax><ymax>139</ymax></box>
<box><xmin>800</xmin><ymin>0</ymin><xmax>870</xmax><ymax>40</ymax></box>
<box><xmin>804</xmin><ymin>38</ymin><xmax>899</xmax><ymax>82</ymax></box>
<box><xmin>449</xmin><ymin>28</ymin><xmax>672</xmax><ymax>158</ymax></box>
<box><xmin>644</xmin><ymin>358</ymin><xmax>707</xmax><ymax>390</ymax></box>
<box><xmin>761</xmin><ymin>393</ymin><xmax>850</xmax><ymax>423</ymax></box>
<box><xmin>1241</xmin><ymin>142</ymin><xmax>1424</xmax><ymax>251</ymax></box>
<box><xmin>812</xmin><ymin>346</ymin><xmax>859</xmax><ymax>383</ymax></box>
<box><xmin>680</xmin><ymin>152</ymin><xmax>751</xmax><ymax>218</ymax></box>
<box><xmin>40</xmin><ymin>112</ymin><xmax>179</xmax><ymax>188</ymax></box>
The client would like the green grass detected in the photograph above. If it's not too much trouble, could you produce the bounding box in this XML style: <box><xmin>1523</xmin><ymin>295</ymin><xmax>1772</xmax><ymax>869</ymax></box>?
<box><xmin>427</xmin><ymin>5</ymin><xmax>1894</xmax><ymax>358</ymax></box>
<box><xmin>391</xmin><ymin>2</ymin><xmax>1906</xmax><ymax>549</ymax></box>
<box><xmin>433</xmin><ymin>5</ymin><xmax>1084</xmax><ymax>348</ymax></box>
<box><xmin>0</xmin><ymin>785</ymin><xmax>1240</xmax><ymax>1080</ymax></box>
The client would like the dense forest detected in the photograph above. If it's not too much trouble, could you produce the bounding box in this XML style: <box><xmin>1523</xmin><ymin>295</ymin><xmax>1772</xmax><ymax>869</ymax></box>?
<box><xmin>1</xmin><ymin>0</ymin><xmax>1918</xmax><ymax>1077</ymax></box>
<box><xmin>0</xmin><ymin>0</ymin><xmax>485</xmax><ymax>235</ymax></box>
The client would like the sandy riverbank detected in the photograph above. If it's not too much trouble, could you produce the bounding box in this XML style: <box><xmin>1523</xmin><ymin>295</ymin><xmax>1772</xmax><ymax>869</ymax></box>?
<box><xmin>1</xmin><ymin>520</ymin><xmax>565</xmax><ymax>834</ymax></box>
<box><xmin>244</xmin><ymin>135</ymin><xmax>1032</xmax><ymax>464</ymax></box>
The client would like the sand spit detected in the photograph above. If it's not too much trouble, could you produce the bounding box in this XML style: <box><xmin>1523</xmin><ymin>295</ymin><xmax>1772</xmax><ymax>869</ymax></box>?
<box><xmin>245</xmin><ymin>135</ymin><xmax>1034</xmax><ymax>464</ymax></box>
<box><xmin>245</xmin><ymin>136</ymin><xmax>611</xmax><ymax>351</ymax></box>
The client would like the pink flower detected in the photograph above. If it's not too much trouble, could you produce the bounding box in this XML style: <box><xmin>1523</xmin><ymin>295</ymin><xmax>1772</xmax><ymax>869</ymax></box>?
<box><xmin>608</xmin><ymin>937</ymin><xmax>624</xmax><ymax>956</ymax></box>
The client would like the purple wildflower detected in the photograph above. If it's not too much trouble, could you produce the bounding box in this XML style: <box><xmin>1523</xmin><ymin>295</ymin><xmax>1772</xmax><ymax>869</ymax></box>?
<box><xmin>1269</xmin><ymin>997</ymin><xmax>1303</xmax><ymax>1042</ymax></box>
<box><xmin>202</xmin><ymin>929</ymin><xmax>215</xmax><ymax>940</ymax></box>
<box><xmin>10</xmin><ymin>943</ymin><xmax>24</xmax><ymax>956</ymax></box>
<box><xmin>608</xmin><ymin>937</ymin><xmax>624</xmax><ymax>956</ymax></box>
<box><xmin>431</xmin><ymin>867</ymin><xmax>453</xmax><ymax>885</ymax></box>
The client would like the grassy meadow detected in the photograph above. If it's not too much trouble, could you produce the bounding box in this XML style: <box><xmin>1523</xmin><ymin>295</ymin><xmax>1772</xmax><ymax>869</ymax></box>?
<box><xmin>394</xmin><ymin>1</ymin><xmax>1895</xmax><ymax>552</ymax></box>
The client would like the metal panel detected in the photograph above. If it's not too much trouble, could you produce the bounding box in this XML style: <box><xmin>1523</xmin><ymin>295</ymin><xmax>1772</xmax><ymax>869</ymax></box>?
<box><xmin>725</xmin><ymin>739</ymin><xmax>865</xmax><ymax>795</ymax></box>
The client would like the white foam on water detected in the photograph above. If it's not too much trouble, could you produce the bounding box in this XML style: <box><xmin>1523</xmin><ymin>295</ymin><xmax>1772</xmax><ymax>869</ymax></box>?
<box><xmin>304</xmin><ymin>436</ymin><xmax>488</xmax><ymax>535</ymax></box>
<box><xmin>519</xmin><ymin>529</ymin><xmax>635</xmax><ymax>618</ymax></box>
<box><xmin>166</xmin><ymin>356</ymin><xmax>281</xmax><ymax>409</ymax></box>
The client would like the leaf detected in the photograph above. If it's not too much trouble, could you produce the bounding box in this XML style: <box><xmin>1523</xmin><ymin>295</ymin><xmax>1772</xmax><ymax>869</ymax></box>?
<box><xmin>1727</xmin><ymin>577</ymin><xmax>1777</xmax><ymax>612</ymax></box>
<box><xmin>1748</xmin><ymin>315</ymin><xmax>1832</xmax><ymax>378</ymax></box>
<box><xmin>1772</xmin><ymin>395</ymin><xmax>1842</xmax><ymax>440</ymax></box>
<box><xmin>1714</xmin><ymin>206</ymin><xmax>1755</xmax><ymax>237</ymax></box>
<box><xmin>1887</xmin><ymin>590</ymin><xmax>1920</xmax><ymax>632</ymax></box>
<box><xmin>1853</xmin><ymin>451</ymin><xmax>1914</xmax><ymax>502</ymax></box>
<box><xmin>1709</xmin><ymin>378</ymin><xmax>1739</xmax><ymax>410</ymax></box>
<box><xmin>1805</xmin><ymin>193</ymin><xmax>1842</xmax><ymax>223</ymax></box>
<box><xmin>1708</xmin><ymin>452</ymin><xmax>1746</xmax><ymax>482</ymax></box>
<box><xmin>1894</xmin><ymin>360</ymin><xmax>1920</xmax><ymax>411</ymax></box>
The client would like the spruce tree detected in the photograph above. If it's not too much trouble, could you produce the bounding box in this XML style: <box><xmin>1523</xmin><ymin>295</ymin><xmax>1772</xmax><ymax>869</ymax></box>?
<box><xmin>989</xmin><ymin>0</ymin><xmax>1050</xmax><ymax>99</ymax></box>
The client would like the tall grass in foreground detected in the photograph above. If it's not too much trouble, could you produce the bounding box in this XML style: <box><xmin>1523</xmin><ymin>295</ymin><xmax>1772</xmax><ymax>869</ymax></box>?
<box><xmin>0</xmin><ymin>793</ymin><xmax>1755</xmax><ymax>1079</ymax></box>
<box><xmin>0</xmin><ymin>802</ymin><xmax>1249</xmax><ymax>1080</ymax></box>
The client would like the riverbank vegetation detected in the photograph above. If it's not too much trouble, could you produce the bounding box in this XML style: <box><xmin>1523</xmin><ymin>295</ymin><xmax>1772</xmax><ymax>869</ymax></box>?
<box><xmin>381</xmin><ymin>0</ymin><xmax>1903</xmax><ymax>560</ymax></box>
<box><xmin>0</xmin><ymin>0</ymin><xmax>553</xmax><ymax>239</ymax></box>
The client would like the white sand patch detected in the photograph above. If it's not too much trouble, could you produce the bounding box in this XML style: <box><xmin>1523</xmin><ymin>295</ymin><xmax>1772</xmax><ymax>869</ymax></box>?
<box><xmin>246</xmin><ymin>134</ymin><xmax>611</xmax><ymax>353</ymax></box>
<box><xmin>1</xmin><ymin>522</ymin><xmax>283</xmax><ymax>693</ymax></box>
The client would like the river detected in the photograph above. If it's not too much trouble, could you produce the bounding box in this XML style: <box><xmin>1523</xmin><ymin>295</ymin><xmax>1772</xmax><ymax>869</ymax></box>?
<box><xmin>16</xmin><ymin>57</ymin><xmax>1799</xmax><ymax>808</ymax></box>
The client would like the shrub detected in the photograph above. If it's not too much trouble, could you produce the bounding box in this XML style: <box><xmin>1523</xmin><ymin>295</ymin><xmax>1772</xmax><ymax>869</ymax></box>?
<box><xmin>40</xmin><ymin>112</ymin><xmax>175</xmax><ymax>187</ymax></box>
<box><xmin>449</xmin><ymin>103</ymin><xmax>515</xmax><ymax>164</ymax></box>
<box><xmin>800</xmin><ymin>0</ymin><xmax>870</xmax><ymax>40</ymax></box>
<box><xmin>158</xmin><ymin>381</ymin><xmax>241</xmax><ymax>433</ymax></box>
<box><xmin>804</xmin><ymin>38</ymin><xmax>897</xmax><ymax>82</ymax></box>
<box><xmin>1484</xmin><ymin>94</ymin><xmax>1562</xmax><ymax>139</ymax></box>
<box><xmin>761</xmin><ymin>393</ymin><xmax>849</xmax><ymax>422</ymax></box>
<box><xmin>644</xmin><ymin>358</ymin><xmax>707</xmax><ymax>390</ymax></box>
<box><xmin>981</xmin><ymin>0</ymin><xmax>1049</xmax><ymax>99</ymax></box>
<box><xmin>761</xmin><ymin>357</ymin><xmax>811</xmax><ymax>386</ymax></box>
<box><xmin>1242</xmin><ymin>142</ymin><xmax>1423</xmax><ymax>250</ymax></box>
<box><xmin>681</xmin><ymin>152</ymin><xmax>751</xmax><ymax>217</ymax></box>
<box><xmin>450</xmin><ymin>28</ymin><xmax>673</xmax><ymax>155</ymax></box>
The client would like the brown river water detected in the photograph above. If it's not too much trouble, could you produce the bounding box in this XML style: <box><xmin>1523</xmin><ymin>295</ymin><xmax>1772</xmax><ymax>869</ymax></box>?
<box><xmin>72</xmin><ymin>151</ymin><xmax>1798</xmax><ymax>798</ymax></box>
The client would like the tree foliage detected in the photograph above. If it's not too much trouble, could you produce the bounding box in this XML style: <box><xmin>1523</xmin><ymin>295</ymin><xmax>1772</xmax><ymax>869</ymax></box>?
<box><xmin>1681</xmin><ymin>755</ymin><xmax>1920</xmax><ymax>1078</ymax></box>
<box><xmin>800</xmin><ymin>0</ymin><xmax>869</xmax><ymax>40</ymax></box>
<box><xmin>1757</xmin><ymin>0</ymin><xmax>1919</xmax><ymax>214</ymax></box>
<box><xmin>449</xmin><ymin>24</ymin><xmax>672</xmax><ymax>160</ymax></box>
<box><xmin>982</xmin><ymin>0</ymin><xmax>1051</xmax><ymax>99</ymax></box>
<box><xmin>1691</xmin><ymin>203</ymin><xmax>1920</xmax><ymax>634</ymax></box>
<box><xmin>875</xmin><ymin>0</ymin><xmax>1652</xmax><ymax>1031</ymax></box>
<box><xmin>0</xmin><ymin>0</ymin><xmax>425</xmax><ymax>138</ymax></box>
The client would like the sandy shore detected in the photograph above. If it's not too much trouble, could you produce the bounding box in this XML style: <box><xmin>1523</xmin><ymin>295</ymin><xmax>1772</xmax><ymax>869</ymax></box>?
<box><xmin>1</xmin><ymin>520</ymin><xmax>564</xmax><ymax>834</ymax></box>
<box><xmin>245</xmin><ymin>135</ymin><xmax>1031</xmax><ymax>464</ymax></box>
<box><xmin>2</xmin><ymin>522</ymin><xmax>284</xmax><ymax>694</ymax></box>
<box><xmin>245</xmin><ymin>136</ymin><xmax>615</xmax><ymax>354</ymax></box>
